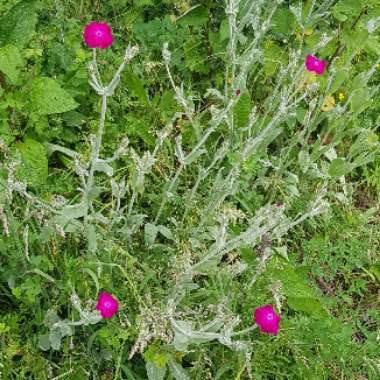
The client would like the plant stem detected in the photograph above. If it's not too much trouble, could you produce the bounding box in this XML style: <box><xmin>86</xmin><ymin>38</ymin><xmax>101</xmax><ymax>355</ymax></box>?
<box><xmin>84</xmin><ymin>94</ymin><xmax>107</xmax><ymax>225</ymax></box>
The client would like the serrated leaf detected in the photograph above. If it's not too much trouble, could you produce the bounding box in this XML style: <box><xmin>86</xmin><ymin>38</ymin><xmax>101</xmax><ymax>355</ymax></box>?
<box><xmin>272</xmin><ymin>7</ymin><xmax>295</xmax><ymax>36</ymax></box>
<box><xmin>29</xmin><ymin>77</ymin><xmax>78</xmax><ymax>115</ymax></box>
<box><xmin>233</xmin><ymin>92</ymin><xmax>251</xmax><ymax>129</ymax></box>
<box><xmin>17</xmin><ymin>138</ymin><xmax>48</xmax><ymax>187</ymax></box>
<box><xmin>146</xmin><ymin>361</ymin><xmax>167</xmax><ymax>380</ymax></box>
<box><xmin>0</xmin><ymin>44</ymin><xmax>23</xmax><ymax>84</ymax></box>
<box><xmin>0</xmin><ymin>1</ymin><xmax>37</xmax><ymax>48</ymax></box>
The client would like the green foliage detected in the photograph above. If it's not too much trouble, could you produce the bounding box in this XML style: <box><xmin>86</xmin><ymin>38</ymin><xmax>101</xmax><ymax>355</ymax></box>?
<box><xmin>0</xmin><ymin>0</ymin><xmax>37</xmax><ymax>48</ymax></box>
<box><xmin>0</xmin><ymin>44</ymin><xmax>23</xmax><ymax>84</ymax></box>
<box><xmin>17</xmin><ymin>138</ymin><xmax>48</xmax><ymax>187</ymax></box>
<box><xmin>0</xmin><ymin>0</ymin><xmax>379</xmax><ymax>379</ymax></box>
<box><xmin>28</xmin><ymin>77</ymin><xmax>79</xmax><ymax>115</ymax></box>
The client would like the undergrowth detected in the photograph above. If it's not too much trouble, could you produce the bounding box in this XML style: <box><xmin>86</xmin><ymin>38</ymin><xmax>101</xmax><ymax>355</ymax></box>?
<box><xmin>0</xmin><ymin>0</ymin><xmax>379</xmax><ymax>379</ymax></box>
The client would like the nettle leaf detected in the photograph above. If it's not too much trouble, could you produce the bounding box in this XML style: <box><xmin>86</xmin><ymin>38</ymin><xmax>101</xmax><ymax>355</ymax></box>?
<box><xmin>268</xmin><ymin>259</ymin><xmax>325</xmax><ymax>316</ymax></box>
<box><xmin>184</xmin><ymin>36</ymin><xmax>210</xmax><ymax>74</ymax></box>
<box><xmin>0</xmin><ymin>0</ymin><xmax>37</xmax><ymax>48</ymax></box>
<box><xmin>17</xmin><ymin>138</ymin><xmax>48</xmax><ymax>187</ymax></box>
<box><xmin>233</xmin><ymin>91</ymin><xmax>251</xmax><ymax>129</ymax></box>
<box><xmin>0</xmin><ymin>44</ymin><xmax>23</xmax><ymax>84</ymax></box>
<box><xmin>29</xmin><ymin>77</ymin><xmax>79</xmax><ymax>115</ymax></box>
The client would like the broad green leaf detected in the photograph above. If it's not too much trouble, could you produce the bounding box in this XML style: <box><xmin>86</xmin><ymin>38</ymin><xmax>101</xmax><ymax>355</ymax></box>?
<box><xmin>17</xmin><ymin>138</ymin><xmax>48</xmax><ymax>186</ymax></box>
<box><xmin>233</xmin><ymin>92</ymin><xmax>251</xmax><ymax>129</ymax></box>
<box><xmin>268</xmin><ymin>259</ymin><xmax>325</xmax><ymax>316</ymax></box>
<box><xmin>133</xmin><ymin>0</ymin><xmax>153</xmax><ymax>7</ymax></box>
<box><xmin>287</xmin><ymin>296</ymin><xmax>325</xmax><ymax>315</ymax></box>
<box><xmin>350</xmin><ymin>88</ymin><xmax>371</xmax><ymax>115</ymax></box>
<box><xmin>272</xmin><ymin>7</ymin><xmax>295</xmax><ymax>36</ymax></box>
<box><xmin>219</xmin><ymin>19</ymin><xmax>229</xmax><ymax>42</ymax></box>
<box><xmin>146</xmin><ymin>361</ymin><xmax>167</xmax><ymax>380</ymax></box>
<box><xmin>0</xmin><ymin>44</ymin><xmax>22</xmax><ymax>84</ymax></box>
<box><xmin>329</xmin><ymin>70</ymin><xmax>348</xmax><ymax>94</ymax></box>
<box><xmin>332</xmin><ymin>0</ymin><xmax>363</xmax><ymax>22</ymax></box>
<box><xmin>124</xmin><ymin>68</ymin><xmax>149</xmax><ymax>106</ymax></box>
<box><xmin>328</xmin><ymin>158</ymin><xmax>351</xmax><ymax>178</ymax></box>
<box><xmin>29</xmin><ymin>77</ymin><xmax>78</xmax><ymax>115</ymax></box>
<box><xmin>177</xmin><ymin>6</ymin><xmax>209</xmax><ymax>27</ymax></box>
<box><xmin>0</xmin><ymin>0</ymin><xmax>37</xmax><ymax>48</ymax></box>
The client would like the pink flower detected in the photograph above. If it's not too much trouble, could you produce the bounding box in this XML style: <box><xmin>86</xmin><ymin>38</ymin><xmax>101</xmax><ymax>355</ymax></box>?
<box><xmin>96</xmin><ymin>291</ymin><xmax>119</xmax><ymax>318</ymax></box>
<box><xmin>305</xmin><ymin>54</ymin><xmax>327</xmax><ymax>75</ymax></box>
<box><xmin>254</xmin><ymin>304</ymin><xmax>281</xmax><ymax>335</ymax></box>
<box><xmin>236</xmin><ymin>89</ymin><xmax>241</xmax><ymax>96</ymax></box>
<box><xmin>83</xmin><ymin>21</ymin><xmax>113</xmax><ymax>49</ymax></box>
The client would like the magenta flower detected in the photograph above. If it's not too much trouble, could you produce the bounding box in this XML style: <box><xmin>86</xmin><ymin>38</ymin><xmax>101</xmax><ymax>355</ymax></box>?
<box><xmin>96</xmin><ymin>291</ymin><xmax>119</xmax><ymax>318</ymax></box>
<box><xmin>254</xmin><ymin>304</ymin><xmax>281</xmax><ymax>335</ymax></box>
<box><xmin>305</xmin><ymin>54</ymin><xmax>327</xmax><ymax>75</ymax></box>
<box><xmin>236</xmin><ymin>89</ymin><xmax>241</xmax><ymax>96</ymax></box>
<box><xmin>83</xmin><ymin>21</ymin><xmax>113</xmax><ymax>49</ymax></box>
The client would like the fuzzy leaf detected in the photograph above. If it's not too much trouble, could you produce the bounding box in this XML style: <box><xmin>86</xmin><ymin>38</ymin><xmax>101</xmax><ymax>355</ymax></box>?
<box><xmin>38</xmin><ymin>333</ymin><xmax>51</xmax><ymax>351</ymax></box>
<box><xmin>145</xmin><ymin>223</ymin><xmax>158</xmax><ymax>246</ymax></box>
<box><xmin>168</xmin><ymin>357</ymin><xmax>190</xmax><ymax>380</ymax></box>
<box><xmin>146</xmin><ymin>361</ymin><xmax>167</xmax><ymax>380</ymax></box>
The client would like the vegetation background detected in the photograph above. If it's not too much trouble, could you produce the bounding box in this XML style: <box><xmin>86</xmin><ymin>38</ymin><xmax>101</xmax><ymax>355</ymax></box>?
<box><xmin>0</xmin><ymin>0</ymin><xmax>379</xmax><ymax>379</ymax></box>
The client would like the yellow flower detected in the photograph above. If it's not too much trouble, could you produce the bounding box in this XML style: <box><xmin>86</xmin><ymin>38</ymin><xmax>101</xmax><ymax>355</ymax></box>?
<box><xmin>338</xmin><ymin>92</ymin><xmax>345</xmax><ymax>102</ymax></box>
<box><xmin>321</xmin><ymin>95</ymin><xmax>335</xmax><ymax>112</ymax></box>
<box><xmin>376</xmin><ymin>63</ymin><xmax>380</xmax><ymax>70</ymax></box>
<box><xmin>227</xmin><ymin>78</ymin><xmax>233</xmax><ymax>85</ymax></box>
